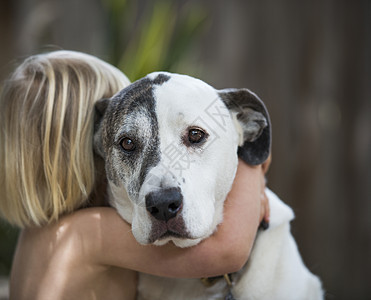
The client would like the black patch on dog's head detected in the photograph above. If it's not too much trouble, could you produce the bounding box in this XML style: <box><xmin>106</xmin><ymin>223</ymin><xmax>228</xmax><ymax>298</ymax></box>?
<box><xmin>94</xmin><ymin>73</ymin><xmax>171</xmax><ymax>197</ymax></box>
<box><xmin>152</xmin><ymin>73</ymin><xmax>171</xmax><ymax>85</ymax></box>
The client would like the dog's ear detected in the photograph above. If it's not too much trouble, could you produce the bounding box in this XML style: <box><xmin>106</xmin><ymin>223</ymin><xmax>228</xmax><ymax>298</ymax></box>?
<box><xmin>93</xmin><ymin>98</ymin><xmax>110</xmax><ymax>158</ymax></box>
<box><xmin>218</xmin><ymin>88</ymin><xmax>271</xmax><ymax>165</ymax></box>
<box><xmin>95</xmin><ymin>98</ymin><xmax>110</xmax><ymax>120</ymax></box>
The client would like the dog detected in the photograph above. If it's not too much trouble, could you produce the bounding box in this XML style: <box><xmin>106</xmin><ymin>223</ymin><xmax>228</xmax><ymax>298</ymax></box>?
<box><xmin>94</xmin><ymin>72</ymin><xmax>323</xmax><ymax>299</ymax></box>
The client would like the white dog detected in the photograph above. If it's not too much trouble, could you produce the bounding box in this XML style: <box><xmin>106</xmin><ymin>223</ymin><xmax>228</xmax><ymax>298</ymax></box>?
<box><xmin>94</xmin><ymin>72</ymin><xmax>323</xmax><ymax>299</ymax></box>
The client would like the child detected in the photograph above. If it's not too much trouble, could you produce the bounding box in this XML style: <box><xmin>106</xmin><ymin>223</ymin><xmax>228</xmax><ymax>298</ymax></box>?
<box><xmin>0</xmin><ymin>50</ymin><xmax>130</xmax><ymax>227</ymax></box>
<box><xmin>0</xmin><ymin>50</ymin><xmax>269</xmax><ymax>299</ymax></box>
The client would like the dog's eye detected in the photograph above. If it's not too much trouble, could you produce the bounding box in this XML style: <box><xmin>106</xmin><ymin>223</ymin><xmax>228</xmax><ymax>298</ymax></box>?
<box><xmin>120</xmin><ymin>137</ymin><xmax>136</xmax><ymax>152</ymax></box>
<box><xmin>188</xmin><ymin>128</ymin><xmax>206</xmax><ymax>144</ymax></box>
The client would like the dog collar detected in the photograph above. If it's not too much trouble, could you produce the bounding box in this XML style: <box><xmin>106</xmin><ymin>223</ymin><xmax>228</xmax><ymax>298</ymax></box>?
<box><xmin>201</xmin><ymin>274</ymin><xmax>235</xmax><ymax>300</ymax></box>
<box><xmin>200</xmin><ymin>223</ymin><xmax>269</xmax><ymax>298</ymax></box>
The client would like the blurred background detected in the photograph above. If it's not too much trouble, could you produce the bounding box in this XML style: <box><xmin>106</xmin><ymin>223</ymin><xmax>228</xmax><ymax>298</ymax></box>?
<box><xmin>0</xmin><ymin>0</ymin><xmax>370</xmax><ymax>299</ymax></box>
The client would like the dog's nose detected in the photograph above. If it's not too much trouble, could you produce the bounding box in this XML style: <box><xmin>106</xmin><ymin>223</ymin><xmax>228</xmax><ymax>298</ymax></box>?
<box><xmin>145</xmin><ymin>187</ymin><xmax>183</xmax><ymax>222</ymax></box>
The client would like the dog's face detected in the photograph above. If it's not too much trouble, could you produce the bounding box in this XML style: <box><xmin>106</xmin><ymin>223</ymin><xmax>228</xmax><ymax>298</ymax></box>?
<box><xmin>94</xmin><ymin>72</ymin><xmax>270</xmax><ymax>247</ymax></box>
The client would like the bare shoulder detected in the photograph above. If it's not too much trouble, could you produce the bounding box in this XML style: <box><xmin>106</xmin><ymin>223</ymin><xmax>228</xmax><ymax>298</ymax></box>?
<box><xmin>9</xmin><ymin>208</ymin><xmax>137</xmax><ymax>300</ymax></box>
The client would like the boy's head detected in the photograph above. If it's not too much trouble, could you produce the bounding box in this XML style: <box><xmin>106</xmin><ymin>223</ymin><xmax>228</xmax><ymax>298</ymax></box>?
<box><xmin>0</xmin><ymin>50</ymin><xmax>130</xmax><ymax>227</ymax></box>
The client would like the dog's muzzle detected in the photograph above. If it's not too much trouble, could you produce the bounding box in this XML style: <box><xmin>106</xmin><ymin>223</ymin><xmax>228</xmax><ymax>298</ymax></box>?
<box><xmin>145</xmin><ymin>187</ymin><xmax>192</xmax><ymax>242</ymax></box>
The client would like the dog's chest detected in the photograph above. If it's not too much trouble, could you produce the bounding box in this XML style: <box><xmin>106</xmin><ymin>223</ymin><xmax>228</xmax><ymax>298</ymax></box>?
<box><xmin>137</xmin><ymin>274</ymin><xmax>230</xmax><ymax>300</ymax></box>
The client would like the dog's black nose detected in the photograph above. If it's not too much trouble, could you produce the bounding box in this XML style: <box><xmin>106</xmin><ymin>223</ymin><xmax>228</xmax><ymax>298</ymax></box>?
<box><xmin>145</xmin><ymin>187</ymin><xmax>183</xmax><ymax>222</ymax></box>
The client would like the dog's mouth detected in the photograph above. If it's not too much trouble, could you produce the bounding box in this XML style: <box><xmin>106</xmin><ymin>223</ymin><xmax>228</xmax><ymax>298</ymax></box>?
<box><xmin>148</xmin><ymin>215</ymin><xmax>192</xmax><ymax>243</ymax></box>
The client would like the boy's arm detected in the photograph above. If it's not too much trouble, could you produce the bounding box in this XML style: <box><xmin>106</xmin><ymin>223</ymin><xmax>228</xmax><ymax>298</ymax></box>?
<box><xmin>78</xmin><ymin>159</ymin><xmax>269</xmax><ymax>278</ymax></box>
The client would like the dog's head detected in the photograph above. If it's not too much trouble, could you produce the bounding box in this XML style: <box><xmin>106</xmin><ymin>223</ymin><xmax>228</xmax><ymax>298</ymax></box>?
<box><xmin>94</xmin><ymin>72</ymin><xmax>270</xmax><ymax>247</ymax></box>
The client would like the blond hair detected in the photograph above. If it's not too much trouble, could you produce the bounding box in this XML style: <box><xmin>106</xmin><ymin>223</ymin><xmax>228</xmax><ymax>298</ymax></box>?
<box><xmin>0</xmin><ymin>50</ymin><xmax>130</xmax><ymax>227</ymax></box>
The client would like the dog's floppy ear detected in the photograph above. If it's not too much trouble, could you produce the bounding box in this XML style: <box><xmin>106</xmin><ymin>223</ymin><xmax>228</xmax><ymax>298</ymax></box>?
<box><xmin>93</xmin><ymin>98</ymin><xmax>111</xmax><ymax>158</ymax></box>
<box><xmin>95</xmin><ymin>97</ymin><xmax>110</xmax><ymax>120</ymax></box>
<box><xmin>218</xmin><ymin>88</ymin><xmax>271</xmax><ymax>165</ymax></box>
